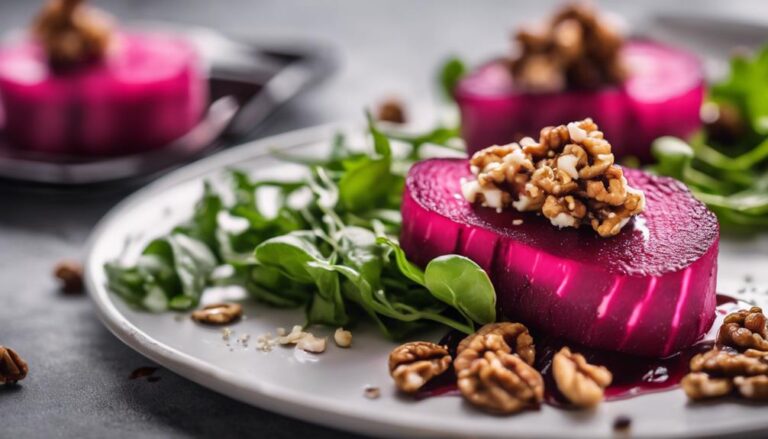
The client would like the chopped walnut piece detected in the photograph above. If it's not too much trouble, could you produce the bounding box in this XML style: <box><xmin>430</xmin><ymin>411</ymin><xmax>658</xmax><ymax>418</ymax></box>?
<box><xmin>552</xmin><ymin>347</ymin><xmax>612</xmax><ymax>408</ymax></box>
<box><xmin>455</xmin><ymin>334</ymin><xmax>543</xmax><ymax>415</ymax></box>
<box><xmin>388</xmin><ymin>342</ymin><xmax>451</xmax><ymax>394</ymax></box>
<box><xmin>297</xmin><ymin>333</ymin><xmax>327</xmax><ymax>354</ymax></box>
<box><xmin>53</xmin><ymin>260</ymin><xmax>84</xmax><ymax>294</ymax></box>
<box><xmin>689</xmin><ymin>348</ymin><xmax>768</xmax><ymax>377</ymax></box>
<box><xmin>0</xmin><ymin>346</ymin><xmax>29</xmax><ymax>385</ymax></box>
<box><xmin>334</xmin><ymin>328</ymin><xmax>352</xmax><ymax>348</ymax></box>
<box><xmin>681</xmin><ymin>372</ymin><xmax>734</xmax><ymax>400</ymax></box>
<box><xmin>191</xmin><ymin>303</ymin><xmax>243</xmax><ymax>325</ymax></box>
<box><xmin>718</xmin><ymin>307</ymin><xmax>768</xmax><ymax>352</ymax></box>
<box><xmin>32</xmin><ymin>0</ymin><xmax>113</xmax><ymax>68</ymax></box>
<box><xmin>456</xmin><ymin>322</ymin><xmax>535</xmax><ymax>366</ymax></box>
<box><xmin>462</xmin><ymin>118</ymin><xmax>645</xmax><ymax>237</ymax></box>
<box><xmin>734</xmin><ymin>375</ymin><xmax>768</xmax><ymax>400</ymax></box>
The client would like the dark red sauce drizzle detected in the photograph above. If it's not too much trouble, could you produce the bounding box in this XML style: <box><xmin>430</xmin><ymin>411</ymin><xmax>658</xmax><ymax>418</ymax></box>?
<box><xmin>416</xmin><ymin>294</ymin><xmax>743</xmax><ymax>407</ymax></box>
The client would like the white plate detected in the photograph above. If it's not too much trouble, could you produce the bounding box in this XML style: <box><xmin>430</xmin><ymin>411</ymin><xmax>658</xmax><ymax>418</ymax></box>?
<box><xmin>85</xmin><ymin>124</ymin><xmax>768</xmax><ymax>438</ymax></box>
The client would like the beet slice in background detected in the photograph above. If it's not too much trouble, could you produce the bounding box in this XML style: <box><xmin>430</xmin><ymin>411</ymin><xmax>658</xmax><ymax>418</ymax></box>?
<box><xmin>401</xmin><ymin>158</ymin><xmax>719</xmax><ymax>357</ymax></box>
<box><xmin>456</xmin><ymin>41</ymin><xmax>704</xmax><ymax>162</ymax></box>
<box><xmin>0</xmin><ymin>32</ymin><xmax>207</xmax><ymax>156</ymax></box>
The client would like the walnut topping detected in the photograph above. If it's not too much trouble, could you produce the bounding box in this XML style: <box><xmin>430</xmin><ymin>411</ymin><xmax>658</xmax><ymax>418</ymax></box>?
<box><xmin>734</xmin><ymin>375</ymin><xmax>768</xmax><ymax>400</ymax></box>
<box><xmin>462</xmin><ymin>118</ymin><xmax>645</xmax><ymax>237</ymax></box>
<box><xmin>455</xmin><ymin>334</ymin><xmax>543</xmax><ymax>414</ymax></box>
<box><xmin>681</xmin><ymin>372</ymin><xmax>734</xmax><ymax>400</ymax></box>
<box><xmin>510</xmin><ymin>3</ymin><xmax>626</xmax><ymax>92</ymax></box>
<box><xmin>0</xmin><ymin>346</ymin><xmax>29</xmax><ymax>385</ymax></box>
<box><xmin>552</xmin><ymin>347</ymin><xmax>612</xmax><ymax>408</ymax></box>
<box><xmin>718</xmin><ymin>307</ymin><xmax>768</xmax><ymax>352</ymax></box>
<box><xmin>32</xmin><ymin>0</ymin><xmax>112</xmax><ymax>68</ymax></box>
<box><xmin>388</xmin><ymin>342</ymin><xmax>452</xmax><ymax>394</ymax></box>
<box><xmin>191</xmin><ymin>303</ymin><xmax>243</xmax><ymax>325</ymax></box>
<box><xmin>456</xmin><ymin>322</ymin><xmax>535</xmax><ymax>366</ymax></box>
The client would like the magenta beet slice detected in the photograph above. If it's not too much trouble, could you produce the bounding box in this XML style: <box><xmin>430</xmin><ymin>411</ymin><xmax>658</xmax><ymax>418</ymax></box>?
<box><xmin>0</xmin><ymin>32</ymin><xmax>207</xmax><ymax>156</ymax></box>
<box><xmin>456</xmin><ymin>41</ymin><xmax>704</xmax><ymax>162</ymax></box>
<box><xmin>401</xmin><ymin>158</ymin><xmax>719</xmax><ymax>357</ymax></box>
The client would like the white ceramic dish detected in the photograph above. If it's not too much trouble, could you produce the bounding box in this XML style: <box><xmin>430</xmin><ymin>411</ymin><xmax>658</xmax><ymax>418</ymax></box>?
<box><xmin>85</xmin><ymin>124</ymin><xmax>768</xmax><ymax>438</ymax></box>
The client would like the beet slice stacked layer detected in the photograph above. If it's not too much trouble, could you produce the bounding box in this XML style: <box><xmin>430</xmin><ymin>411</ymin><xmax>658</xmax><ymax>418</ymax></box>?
<box><xmin>456</xmin><ymin>41</ymin><xmax>704</xmax><ymax>162</ymax></box>
<box><xmin>401</xmin><ymin>158</ymin><xmax>719</xmax><ymax>357</ymax></box>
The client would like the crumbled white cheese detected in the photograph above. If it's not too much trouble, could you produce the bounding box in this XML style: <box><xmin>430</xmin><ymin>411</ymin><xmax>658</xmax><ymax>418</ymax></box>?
<box><xmin>550</xmin><ymin>212</ymin><xmax>576</xmax><ymax>228</ymax></box>
<box><xmin>519</xmin><ymin>136</ymin><xmax>537</xmax><ymax>148</ymax></box>
<box><xmin>513</xmin><ymin>194</ymin><xmax>532</xmax><ymax>211</ymax></box>
<box><xmin>567</xmin><ymin>122</ymin><xmax>587</xmax><ymax>142</ymax></box>
<box><xmin>557</xmin><ymin>154</ymin><xmax>580</xmax><ymax>180</ymax></box>
<box><xmin>460</xmin><ymin>178</ymin><xmax>480</xmax><ymax>203</ymax></box>
<box><xmin>512</xmin><ymin>219</ymin><xmax>523</xmax><ymax>226</ymax></box>
<box><xmin>470</xmin><ymin>165</ymin><xmax>480</xmax><ymax>175</ymax></box>
<box><xmin>481</xmin><ymin>188</ymin><xmax>504</xmax><ymax>209</ymax></box>
<box><xmin>221</xmin><ymin>327</ymin><xmax>233</xmax><ymax>341</ymax></box>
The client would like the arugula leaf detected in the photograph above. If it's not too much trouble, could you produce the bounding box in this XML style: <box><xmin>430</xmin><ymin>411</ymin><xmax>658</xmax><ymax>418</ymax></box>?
<box><xmin>376</xmin><ymin>236</ymin><xmax>425</xmax><ymax>285</ymax></box>
<box><xmin>424</xmin><ymin>255</ymin><xmax>496</xmax><ymax>325</ymax></box>
<box><xmin>439</xmin><ymin>57</ymin><xmax>467</xmax><ymax>102</ymax></box>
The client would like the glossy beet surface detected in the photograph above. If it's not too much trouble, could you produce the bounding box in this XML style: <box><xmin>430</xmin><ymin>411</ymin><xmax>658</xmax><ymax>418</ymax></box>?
<box><xmin>400</xmin><ymin>158</ymin><xmax>719</xmax><ymax>356</ymax></box>
<box><xmin>0</xmin><ymin>32</ymin><xmax>207</xmax><ymax>156</ymax></box>
<box><xmin>456</xmin><ymin>41</ymin><xmax>704</xmax><ymax>161</ymax></box>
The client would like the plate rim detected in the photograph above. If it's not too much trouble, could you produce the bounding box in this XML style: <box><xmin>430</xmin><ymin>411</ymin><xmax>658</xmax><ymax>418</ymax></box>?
<box><xmin>85</xmin><ymin>123</ymin><xmax>768</xmax><ymax>439</ymax></box>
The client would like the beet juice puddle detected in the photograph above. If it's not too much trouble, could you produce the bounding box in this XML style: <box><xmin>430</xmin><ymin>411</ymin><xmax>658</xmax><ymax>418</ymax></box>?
<box><xmin>416</xmin><ymin>294</ymin><xmax>743</xmax><ymax>407</ymax></box>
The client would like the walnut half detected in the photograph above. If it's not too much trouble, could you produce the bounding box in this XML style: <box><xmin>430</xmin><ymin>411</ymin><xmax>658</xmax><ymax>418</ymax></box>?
<box><xmin>191</xmin><ymin>303</ymin><xmax>243</xmax><ymax>325</ymax></box>
<box><xmin>456</xmin><ymin>322</ymin><xmax>536</xmax><ymax>366</ymax></box>
<box><xmin>552</xmin><ymin>347</ymin><xmax>612</xmax><ymax>408</ymax></box>
<box><xmin>690</xmin><ymin>348</ymin><xmax>768</xmax><ymax>377</ymax></box>
<box><xmin>0</xmin><ymin>346</ymin><xmax>29</xmax><ymax>385</ymax></box>
<box><xmin>734</xmin><ymin>375</ymin><xmax>768</xmax><ymax>400</ymax></box>
<box><xmin>455</xmin><ymin>333</ymin><xmax>543</xmax><ymax>414</ymax></box>
<box><xmin>388</xmin><ymin>342</ymin><xmax>451</xmax><ymax>394</ymax></box>
<box><xmin>681</xmin><ymin>372</ymin><xmax>734</xmax><ymax>400</ymax></box>
<box><xmin>718</xmin><ymin>307</ymin><xmax>768</xmax><ymax>352</ymax></box>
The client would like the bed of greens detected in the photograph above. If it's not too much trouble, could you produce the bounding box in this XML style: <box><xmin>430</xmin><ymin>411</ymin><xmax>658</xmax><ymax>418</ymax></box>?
<box><xmin>651</xmin><ymin>45</ymin><xmax>768</xmax><ymax>228</ymax></box>
<box><xmin>105</xmin><ymin>116</ymin><xmax>496</xmax><ymax>339</ymax></box>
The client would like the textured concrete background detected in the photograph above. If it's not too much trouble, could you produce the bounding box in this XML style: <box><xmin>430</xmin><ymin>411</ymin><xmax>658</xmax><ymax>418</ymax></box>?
<box><xmin>1</xmin><ymin>1</ymin><xmax>767</xmax><ymax>438</ymax></box>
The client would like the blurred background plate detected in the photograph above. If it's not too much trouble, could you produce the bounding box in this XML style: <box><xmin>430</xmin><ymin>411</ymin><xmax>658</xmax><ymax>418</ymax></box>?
<box><xmin>0</xmin><ymin>21</ymin><xmax>335</xmax><ymax>187</ymax></box>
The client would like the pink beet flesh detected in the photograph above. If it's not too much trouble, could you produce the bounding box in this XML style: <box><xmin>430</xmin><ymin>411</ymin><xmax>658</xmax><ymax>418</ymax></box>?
<box><xmin>401</xmin><ymin>158</ymin><xmax>719</xmax><ymax>357</ymax></box>
<box><xmin>457</xmin><ymin>41</ymin><xmax>704</xmax><ymax>162</ymax></box>
<box><xmin>0</xmin><ymin>32</ymin><xmax>207</xmax><ymax>156</ymax></box>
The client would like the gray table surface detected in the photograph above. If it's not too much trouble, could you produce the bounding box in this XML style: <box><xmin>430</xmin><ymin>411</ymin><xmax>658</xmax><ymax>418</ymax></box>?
<box><xmin>2</xmin><ymin>1</ymin><xmax>767</xmax><ymax>438</ymax></box>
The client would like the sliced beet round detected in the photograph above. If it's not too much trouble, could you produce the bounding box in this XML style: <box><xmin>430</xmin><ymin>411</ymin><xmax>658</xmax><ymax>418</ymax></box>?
<box><xmin>401</xmin><ymin>158</ymin><xmax>719</xmax><ymax>357</ymax></box>
<box><xmin>456</xmin><ymin>41</ymin><xmax>704</xmax><ymax>162</ymax></box>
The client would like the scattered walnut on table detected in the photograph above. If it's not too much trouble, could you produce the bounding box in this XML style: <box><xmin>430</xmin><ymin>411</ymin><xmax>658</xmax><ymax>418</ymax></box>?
<box><xmin>552</xmin><ymin>347</ymin><xmax>612</xmax><ymax>408</ymax></box>
<box><xmin>734</xmin><ymin>375</ymin><xmax>768</xmax><ymax>400</ymax></box>
<box><xmin>455</xmin><ymin>334</ymin><xmax>543</xmax><ymax>415</ymax></box>
<box><xmin>689</xmin><ymin>348</ymin><xmax>768</xmax><ymax>377</ymax></box>
<box><xmin>681</xmin><ymin>372</ymin><xmax>734</xmax><ymax>400</ymax></box>
<box><xmin>376</xmin><ymin>98</ymin><xmax>407</xmax><ymax>124</ymax></box>
<box><xmin>388</xmin><ymin>341</ymin><xmax>451</xmax><ymax>394</ymax></box>
<box><xmin>456</xmin><ymin>322</ymin><xmax>535</xmax><ymax>366</ymax></box>
<box><xmin>191</xmin><ymin>303</ymin><xmax>243</xmax><ymax>325</ymax></box>
<box><xmin>718</xmin><ymin>307</ymin><xmax>768</xmax><ymax>352</ymax></box>
<box><xmin>0</xmin><ymin>346</ymin><xmax>29</xmax><ymax>385</ymax></box>
<box><xmin>53</xmin><ymin>260</ymin><xmax>84</xmax><ymax>294</ymax></box>
<box><xmin>296</xmin><ymin>333</ymin><xmax>327</xmax><ymax>354</ymax></box>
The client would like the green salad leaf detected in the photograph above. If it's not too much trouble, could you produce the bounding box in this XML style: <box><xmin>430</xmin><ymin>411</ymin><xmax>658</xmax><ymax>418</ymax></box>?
<box><xmin>650</xmin><ymin>45</ymin><xmax>768</xmax><ymax>229</ymax></box>
<box><xmin>105</xmin><ymin>118</ymin><xmax>497</xmax><ymax>338</ymax></box>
